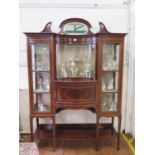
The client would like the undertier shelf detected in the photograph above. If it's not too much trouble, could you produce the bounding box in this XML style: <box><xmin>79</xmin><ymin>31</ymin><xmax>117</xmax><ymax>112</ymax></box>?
<box><xmin>57</xmin><ymin>128</ymin><xmax>96</xmax><ymax>140</ymax></box>
<box><xmin>34</xmin><ymin>124</ymin><xmax>113</xmax><ymax>140</ymax></box>
<box><xmin>34</xmin><ymin>124</ymin><xmax>53</xmax><ymax>139</ymax></box>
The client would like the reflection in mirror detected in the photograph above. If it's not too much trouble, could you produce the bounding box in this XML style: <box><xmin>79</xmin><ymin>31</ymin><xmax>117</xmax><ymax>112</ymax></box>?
<box><xmin>63</xmin><ymin>22</ymin><xmax>88</xmax><ymax>35</ymax></box>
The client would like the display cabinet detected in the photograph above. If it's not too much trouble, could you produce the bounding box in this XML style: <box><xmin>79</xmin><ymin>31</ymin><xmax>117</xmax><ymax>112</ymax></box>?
<box><xmin>24</xmin><ymin>18</ymin><xmax>126</xmax><ymax>151</ymax></box>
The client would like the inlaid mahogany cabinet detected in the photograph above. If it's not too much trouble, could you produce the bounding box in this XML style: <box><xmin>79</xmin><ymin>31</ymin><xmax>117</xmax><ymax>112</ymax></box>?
<box><xmin>24</xmin><ymin>18</ymin><xmax>126</xmax><ymax>151</ymax></box>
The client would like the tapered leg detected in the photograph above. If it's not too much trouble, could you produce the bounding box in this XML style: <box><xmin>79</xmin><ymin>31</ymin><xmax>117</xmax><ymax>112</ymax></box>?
<box><xmin>36</xmin><ymin>117</ymin><xmax>39</xmax><ymax>137</ymax></box>
<box><xmin>117</xmin><ymin>115</ymin><xmax>122</xmax><ymax>150</ymax></box>
<box><xmin>30</xmin><ymin>115</ymin><xmax>33</xmax><ymax>141</ymax></box>
<box><xmin>52</xmin><ymin>117</ymin><xmax>56</xmax><ymax>151</ymax></box>
<box><xmin>111</xmin><ymin>117</ymin><xmax>114</xmax><ymax>135</ymax></box>
<box><xmin>96</xmin><ymin>116</ymin><xmax>99</xmax><ymax>151</ymax></box>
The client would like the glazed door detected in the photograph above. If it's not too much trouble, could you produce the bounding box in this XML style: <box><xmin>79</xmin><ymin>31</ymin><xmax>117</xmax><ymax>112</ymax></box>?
<box><xmin>56</xmin><ymin>43</ymin><xmax>96</xmax><ymax>80</ymax></box>
<box><xmin>29</xmin><ymin>41</ymin><xmax>52</xmax><ymax>113</ymax></box>
<box><xmin>100</xmin><ymin>39</ymin><xmax>124</xmax><ymax>114</ymax></box>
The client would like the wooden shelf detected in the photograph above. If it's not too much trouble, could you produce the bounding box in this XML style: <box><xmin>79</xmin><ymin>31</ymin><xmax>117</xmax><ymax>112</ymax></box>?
<box><xmin>34</xmin><ymin>124</ymin><xmax>105</xmax><ymax>140</ymax></box>
<box><xmin>57</xmin><ymin>128</ymin><xmax>95</xmax><ymax>140</ymax></box>
<box><xmin>34</xmin><ymin>124</ymin><xmax>53</xmax><ymax>140</ymax></box>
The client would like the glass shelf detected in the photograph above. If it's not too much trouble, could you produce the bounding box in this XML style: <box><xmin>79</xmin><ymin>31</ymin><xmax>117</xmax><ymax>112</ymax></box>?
<box><xmin>33</xmin><ymin>89</ymin><xmax>50</xmax><ymax>94</ymax></box>
<box><xmin>102</xmin><ymin>90</ymin><xmax>118</xmax><ymax>93</ymax></box>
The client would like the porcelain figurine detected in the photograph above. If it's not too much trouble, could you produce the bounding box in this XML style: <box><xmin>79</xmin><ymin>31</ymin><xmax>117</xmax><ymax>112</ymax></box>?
<box><xmin>85</xmin><ymin>63</ymin><xmax>93</xmax><ymax>77</ymax></box>
<box><xmin>60</xmin><ymin>64</ymin><xmax>68</xmax><ymax>77</ymax></box>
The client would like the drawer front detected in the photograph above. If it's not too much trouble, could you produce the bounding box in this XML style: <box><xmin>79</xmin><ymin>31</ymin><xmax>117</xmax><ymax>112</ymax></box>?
<box><xmin>56</xmin><ymin>85</ymin><xmax>95</xmax><ymax>103</ymax></box>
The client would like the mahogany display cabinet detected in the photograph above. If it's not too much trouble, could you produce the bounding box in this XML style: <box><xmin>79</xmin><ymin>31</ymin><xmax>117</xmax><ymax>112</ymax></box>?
<box><xmin>24</xmin><ymin>18</ymin><xmax>126</xmax><ymax>151</ymax></box>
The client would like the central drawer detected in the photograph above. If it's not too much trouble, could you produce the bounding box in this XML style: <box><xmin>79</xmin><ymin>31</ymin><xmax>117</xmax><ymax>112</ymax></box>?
<box><xmin>56</xmin><ymin>83</ymin><xmax>96</xmax><ymax>103</ymax></box>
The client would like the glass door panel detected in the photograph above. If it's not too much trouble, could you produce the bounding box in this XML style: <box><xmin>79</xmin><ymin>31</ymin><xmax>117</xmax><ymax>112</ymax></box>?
<box><xmin>102</xmin><ymin>43</ymin><xmax>120</xmax><ymax>112</ymax></box>
<box><xmin>31</xmin><ymin>43</ymin><xmax>51</xmax><ymax>113</ymax></box>
<box><xmin>31</xmin><ymin>43</ymin><xmax>50</xmax><ymax>71</ymax></box>
<box><xmin>102</xmin><ymin>44</ymin><xmax>120</xmax><ymax>71</ymax></box>
<box><xmin>56</xmin><ymin>44</ymin><xmax>96</xmax><ymax>79</ymax></box>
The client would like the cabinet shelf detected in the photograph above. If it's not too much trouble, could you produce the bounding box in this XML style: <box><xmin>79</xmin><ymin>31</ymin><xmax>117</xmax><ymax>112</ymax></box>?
<box><xmin>102</xmin><ymin>90</ymin><xmax>118</xmax><ymax>93</ymax></box>
<box><xmin>57</xmin><ymin>124</ymin><xmax>102</xmax><ymax>140</ymax></box>
<box><xmin>102</xmin><ymin>70</ymin><xmax>119</xmax><ymax>72</ymax></box>
<box><xmin>32</xmin><ymin>70</ymin><xmax>50</xmax><ymax>72</ymax></box>
<box><xmin>33</xmin><ymin>89</ymin><xmax>50</xmax><ymax>94</ymax></box>
<box><xmin>34</xmin><ymin>124</ymin><xmax>53</xmax><ymax>140</ymax></box>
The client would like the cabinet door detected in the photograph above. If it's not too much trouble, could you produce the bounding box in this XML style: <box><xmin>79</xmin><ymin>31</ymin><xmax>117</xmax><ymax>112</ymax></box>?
<box><xmin>56</xmin><ymin>43</ymin><xmax>96</xmax><ymax>80</ymax></box>
<box><xmin>30</xmin><ymin>43</ymin><xmax>51</xmax><ymax>113</ymax></box>
<box><xmin>101</xmin><ymin>43</ymin><xmax>122</xmax><ymax>113</ymax></box>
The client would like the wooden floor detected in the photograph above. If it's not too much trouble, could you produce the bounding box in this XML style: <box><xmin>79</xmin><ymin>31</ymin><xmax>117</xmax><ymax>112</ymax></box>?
<box><xmin>21</xmin><ymin>129</ymin><xmax>132</xmax><ymax>155</ymax></box>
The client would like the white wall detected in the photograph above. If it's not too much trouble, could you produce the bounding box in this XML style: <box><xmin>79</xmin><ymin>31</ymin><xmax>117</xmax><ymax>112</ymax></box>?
<box><xmin>19</xmin><ymin>0</ymin><xmax>135</xmax><ymax>137</ymax></box>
